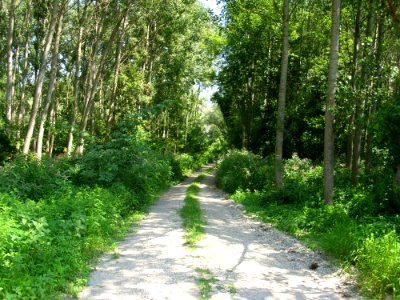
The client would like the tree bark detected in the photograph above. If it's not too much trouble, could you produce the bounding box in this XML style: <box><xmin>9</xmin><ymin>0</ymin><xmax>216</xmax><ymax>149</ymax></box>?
<box><xmin>345</xmin><ymin>0</ymin><xmax>361</xmax><ymax>169</ymax></box>
<box><xmin>365</xmin><ymin>3</ymin><xmax>384</xmax><ymax>169</ymax></box>
<box><xmin>275</xmin><ymin>0</ymin><xmax>290</xmax><ymax>189</ymax></box>
<box><xmin>75</xmin><ymin>2</ymin><xmax>133</xmax><ymax>155</ymax></box>
<box><xmin>36</xmin><ymin>12</ymin><xmax>64</xmax><ymax>160</ymax></box>
<box><xmin>67</xmin><ymin>0</ymin><xmax>87</xmax><ymax>156</ymax></box>
<box><xmin>5</xmin><ymin>0</ymin><xmax>18</xmax><ymax>125</ymax></box>
<box><xmin>107</xmin><ymin>18</ymin><xmax>126</xmax><ymax>134</ymax></box>
<box><xmin>22</xmin><ymin>0</ymin><xmax>60</xmax><ymax>155</ymax></box>
<box><xmin>324</xmin><ymin>0</ymin><xmax>341</xmax><ymax>205</ymax></box>
<box><xmin>16</xmin><ymin>1</ymin><xmax>32</xmax><ymax>150</ymax></box>
<box><xmin>351</xmin><ymin>0</ymin><xmax>375</xmax><ymax>184</ymax></box>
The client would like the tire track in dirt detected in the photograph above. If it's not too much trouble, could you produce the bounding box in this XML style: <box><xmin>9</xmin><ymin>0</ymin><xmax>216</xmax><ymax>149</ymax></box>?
<box><xmin>189</xmin><ymin>172</ymin><xmax>361</xmax><ymax>299</ymax></box>
<box><xmin>78</xmin><ymin>171</ymin><xmax>207</xmax><ymax>300</ymax></box>
<box><xmin>78</xmin><ymin>168</ymin><xmax>361</xmax><ymax>299</ymax></box>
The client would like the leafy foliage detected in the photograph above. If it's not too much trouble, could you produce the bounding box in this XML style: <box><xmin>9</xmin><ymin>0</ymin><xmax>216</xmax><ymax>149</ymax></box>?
<box><xmin>0</xmin><ymin>186</ymin><xmax>141</xmax><ymax>299</ymax></box>
<box><xmin>0</xmin><ymin>156</ymin><xmax>71</xmax><ymax>201</ymax></box>
<box><xmin>0</xmin><ymin>121</ymin><xmax>211</xmax><ymax>298</ymax></box>
<box><xmin>73</xmin><ymin>129</ymin><xmax>172</xmax><ymax>203</ymax></box>
<box><xmin>216</xmin><ymin>150</ymin><xmax>269</xmax><ymax>193</ymax></box>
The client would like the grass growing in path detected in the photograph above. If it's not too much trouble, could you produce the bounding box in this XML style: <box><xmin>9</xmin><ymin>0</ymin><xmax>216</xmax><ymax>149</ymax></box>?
<box><xmin>180</xmin><ymin>173</ymin><xmax>207</xmax><ymax>248</ymax></box>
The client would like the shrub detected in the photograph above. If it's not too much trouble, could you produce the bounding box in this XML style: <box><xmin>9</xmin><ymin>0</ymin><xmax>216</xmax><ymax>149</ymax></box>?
<box><xmin>0</xmin><ymin>155</ymin><xmax>71</xmax><ymax>201</ymax></box>
<box><xmin>175</xmin><ymin>153</ymin><xmax>195</xmax><ymax>176</ymax></box>
<box><xmin>355</xmin><ymin>230</ymin><xmax>400</xmax><ymax>298</ymax></box>
<box><xmin>216</xmin><ymin>150</ymin><xmax>269</xmax><ymax>193</ymax></box>
<box><xmin>0</xmin><ymin>184</ymin><xmax>141</xmax><ymax>299</ymax></box>
<box><xmin>72</xmin><ymin>131</ymin><xmax>172</xmax><ymax>203</ymax></box>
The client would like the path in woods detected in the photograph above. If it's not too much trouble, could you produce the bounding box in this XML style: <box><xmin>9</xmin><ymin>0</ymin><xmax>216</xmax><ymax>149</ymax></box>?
<box><xmin>78</xmin><ymin>168</ymin><xmax>361</xmax><ymax>300</ymax></box>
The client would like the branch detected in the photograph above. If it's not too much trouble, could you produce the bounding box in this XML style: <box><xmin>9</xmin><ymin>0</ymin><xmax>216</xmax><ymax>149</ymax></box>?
<box><xmin>387</xmin><ymin>0</ymin><xmax>400</xmax><ymax>25</ymax></box>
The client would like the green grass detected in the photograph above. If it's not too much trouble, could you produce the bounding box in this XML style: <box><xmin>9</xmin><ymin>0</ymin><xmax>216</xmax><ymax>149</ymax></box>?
<box><xmin>195</xmin><ymin>268</ymin><xmax>218</xmax><ymax>299</ymax></box>
<box><xmin>180</xmin><ymin>173</ymin><xmax>207</xmax><ymax>248</ymax></box>
<box><xmin>194</xmin><ymin>267</ymin><xmax>237</xmax><ymax>299</ymax></box>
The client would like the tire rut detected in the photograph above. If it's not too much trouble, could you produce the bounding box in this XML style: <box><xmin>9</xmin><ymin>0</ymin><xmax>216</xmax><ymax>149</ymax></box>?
<box><xmin>78</xmin><ymin>168</ymin><xmax>361</xmax><ymax>300</ymax></box>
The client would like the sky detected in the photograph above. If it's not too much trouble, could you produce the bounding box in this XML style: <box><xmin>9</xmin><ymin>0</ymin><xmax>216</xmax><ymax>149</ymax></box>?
<box><xmin>199</xmin><ymin>0</ymin><xmax>222</xmax><ymax>16</ymax></box>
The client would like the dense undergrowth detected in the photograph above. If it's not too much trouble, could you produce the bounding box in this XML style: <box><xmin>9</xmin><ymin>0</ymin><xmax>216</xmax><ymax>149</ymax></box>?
<box><xmin>0</xmin><ymin>127</ymin><xmax>221</xmax><ymax>299</ymax></box>
<box><xmin>216</xmin><ymin>150</ymin><xmax>400</xmax><ymax>299</ymax></box>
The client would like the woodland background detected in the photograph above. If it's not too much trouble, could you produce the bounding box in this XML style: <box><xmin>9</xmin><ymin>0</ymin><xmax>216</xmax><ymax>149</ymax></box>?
<box><xmin>0</xmin><ymin>0</ymin><xmax>400</xmax><ymax>298</ymax></box>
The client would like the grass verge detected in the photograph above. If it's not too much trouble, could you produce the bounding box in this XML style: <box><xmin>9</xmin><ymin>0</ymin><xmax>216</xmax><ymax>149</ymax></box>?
<box><xmin>180</xmin><ymin>173</ymin><xmax>207</xmax><ymax>248</ymax></box>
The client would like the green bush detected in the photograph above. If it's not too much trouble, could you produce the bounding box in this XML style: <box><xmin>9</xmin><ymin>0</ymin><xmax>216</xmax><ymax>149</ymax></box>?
<box><xmin>0</xmin><ymin>155</ymin><xmax>71</xmax><ymax>201</ymax></box>
<box><xmin>0</xmin><ymin>185</ymin><xmax>139</xmax><ymax>299</ymax></box>
<box><xmin>73</xmin><ymin>131</ymin><xmax>172</xmax><ymax>202</ymax></box>
<box><xmin>355</xmin><ymin>230</ymin><xmax>400</xmax><ymax>298</ymax></box>
<box><xmin>216</xmin><ymin>150</ymin><xmax>268</xmax><ymax>193</ymax></box>
<box><xmin>257</xmin><ymin>154</ymin><xmax>323</xmax><ymax>205</ymax></box>
<box><xmin>0</xmin><ymin>123</ymin><xmax>180</xmax><ymax>298</ymax></box>
<box><xmin>175</xmin><ymin>153</ymin><xmax>195</xmax><ymax>176</ymax></box>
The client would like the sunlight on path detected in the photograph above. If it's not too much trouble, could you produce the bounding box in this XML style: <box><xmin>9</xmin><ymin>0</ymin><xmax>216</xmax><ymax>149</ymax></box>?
<box><xmin>192</xmin><ymin>173</ymin><xmax>362</xmax><ymax>300</ymax></box>
<box><xmin>78</xmin><ymin>168</ymin><xmax>361</xmax><ymax>300</ymax></box>
<box><xmin>78</xmin><ymin>173</ymin><xmax>205</xmax><ymax>299</ymax></box>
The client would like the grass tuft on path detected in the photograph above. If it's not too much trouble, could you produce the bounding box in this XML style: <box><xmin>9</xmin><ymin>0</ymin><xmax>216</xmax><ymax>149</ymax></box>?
<box><xmin>180</xmin><ymin>173</ymin><xmax>208</xmax><ymax>248</ymax></box>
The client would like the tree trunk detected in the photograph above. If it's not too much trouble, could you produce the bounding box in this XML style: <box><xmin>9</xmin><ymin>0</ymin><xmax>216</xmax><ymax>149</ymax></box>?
<box><xmin>5</xmin><ymin>0</ymin><xmax>18</xmax><ymax>125</ymax></box>
<box><xmin>275</xmin><ymin>0</ymin><xmax>290</xmax><ymax>189</ymax></box>
<box><xmin>16</xmin><ymin>1</ymin><xmax>32</xmax><ymax>150</ymax></box>
<box><xmin>346</xmin><ymin>0</ymin><xmax>362</xmax><ymax>168</ymax></box>
<box><xmin>37</xmin><ymin>12</ymin><xmax>64</xmax><ymax>160</ymax></box>
<box><xmin>351</xmin><ymin>0</ymin><xmax>375</xmax><ymax>184</ymax></box>
<box><xmin>107</xmin><ymin>19</ymin><xmax>125</xmax><ymax>134</ymax></box>
<box><xmin>22</xmin><ymin>0</ymin><xmax>60</xmax><ymax>155</ymax></box>
<box><xmin>48</xmin><ymin>92</ymin><xmax>59</xmax><ymax>158</ymax></box>
<box><xmin>67</xmin><ymin>0</ymin><xmax>87</xmax><ymax>156</ymax></box>
<box><xmin>75</xmin><ymin>2</ymin><xmax>133</xmax><ymax>155</ymax></box>
<box><xmin>324</xmin><ymin>0</ymin><xmax>341</xmax><ymax>205</ymax></box>
<box><xmin>365</xmin><ymin>4</ymin><xmax>384</xmax><ymax>169</ymax></box>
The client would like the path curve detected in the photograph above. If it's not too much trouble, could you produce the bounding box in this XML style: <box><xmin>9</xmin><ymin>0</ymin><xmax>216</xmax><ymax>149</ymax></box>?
<box><xmin>78</xmin><ymin>169</ymin><xmax>361</xmax><ymax>299</ymax></box>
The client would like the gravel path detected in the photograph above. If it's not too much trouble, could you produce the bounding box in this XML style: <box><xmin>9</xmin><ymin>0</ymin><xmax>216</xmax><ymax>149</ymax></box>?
<box><xmin>190</xmin><ymin>172</ymin><xmax>361</xmax><ymax>299</ymax></box>
<box><xmin>78</xmin><ymin>168</ymin><xmax>361</xmax><ymax>300</ymax></box>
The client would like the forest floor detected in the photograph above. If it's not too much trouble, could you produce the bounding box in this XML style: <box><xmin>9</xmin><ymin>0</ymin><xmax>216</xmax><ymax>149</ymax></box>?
<box><xmin>78</xmin><ymin>167</ymin><xmax>362</xmax><ymax>300</ymax></box>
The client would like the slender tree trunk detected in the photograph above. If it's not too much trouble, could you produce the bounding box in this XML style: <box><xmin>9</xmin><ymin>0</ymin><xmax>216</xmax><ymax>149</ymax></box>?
<box><xmin>365</xmin><ymin>5</ymin><xmax>384</xmax><ymax>169</ymax></box>
<box><xmin>346</xmin><ymin>0</ymin><xmax>362</xmax><ymax>168</ymax></box>
<box><xmin>6</xmin><ymin>0</ymin><xmax>18</xmax><ymax>125</ymax></box>
<box><xmin>16</xmin><ymin>1</ymin><xmax>32</xmax><ymax>150</ymax></box>
<box><xmin>67</xmin><ymin>1</ymin><xmax>87</xmax><ymax>156</ymax></box>
<box><xmin>48</xmin><ymin>94</ymin><xmax>59</xmax><ymax>158</ymax></box>
<box><xmin>22</xmin><ymin>0</ymin><xmax>60</xmax><ymax>155</ymax></box>
<box><xmin>275</xmin><ymin>0</ymin><xmax>290</xmax><ymax>189</ymax></box>
<box><xmin>75</xmin><ymin>3</ymin><xmax>133</xmax><ymax>155</ymax></box>
<box><xmin>324</xmin><ymin>0</ymin><xmax>341</xmax><ymax>205</ymax></box>
<box><xmin>351</xmin><ymin>0</ymin><xmax>375</xmax><ymax>184</ymax></box>
<box><xmin>36</xmin><ymin>12</ymin><xmax>64</xmax><ymax>160</ymax></box>
<box><xmin>107</xmin><ymin>19</ymin><xmax>125</xmax><ymax>134</ymax></box>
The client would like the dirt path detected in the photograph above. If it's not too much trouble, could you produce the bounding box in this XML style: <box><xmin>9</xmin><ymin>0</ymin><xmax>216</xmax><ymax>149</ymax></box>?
<box><xmin>78</xmin><ymin>169</ymin><xmax>361</xmax><ymax>300</ymax></box>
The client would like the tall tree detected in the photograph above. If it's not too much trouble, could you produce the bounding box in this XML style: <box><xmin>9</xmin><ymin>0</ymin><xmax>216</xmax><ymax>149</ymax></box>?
<box><xmin>5</xmin><ymin>0</ymin><xmax>18</xmax><ymax>125</ymax></box>
<box><xmin>22</xmin><ymin>0</ymin><xmax>60</xmax><ymax>155</ymax></box>
<box><xmin>324</xmin><ymin>0</ymin><xmax>341</xmax><ymax>204</ymax></box>
<box><xmin>36</xmin><ymin>9</ymin><xmax>64</xmax><ymax>160</ymax></box>
<box><xmin>275</xmin><ymin>0</ymin><xmax>290</xmax><ymax>189</ymax></box>
<box><xmin>67</xmin><ymin>0</ymin><xmax>87</xmax><ymax>156</ymax></box>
